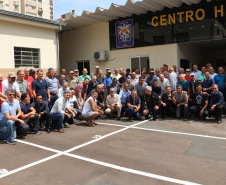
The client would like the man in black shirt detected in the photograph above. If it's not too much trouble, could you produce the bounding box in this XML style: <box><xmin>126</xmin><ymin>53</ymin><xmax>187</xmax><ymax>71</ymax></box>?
<box><xmin>142</xmin><ymin>86</ymin><xmax>161</xmax><ymax>121</ymax></box>
<box><xmin>31</xmin><ymin>93</ymin><xmax>51</xmax><ymax>133</ymax></box>
<box><xmin>152</xmin><ymin>79</ymin><xmax>161</xmax><ymax>97</ymax></box>
<box><xmin>118</xmin><ymin>71</ymin><xmax>127</xmax><ymax>86</ymax></box>
<box><xmin>125</xmin><ymin>90</ymin><xmax>142</xmax><ymax>122</ymax></box>
<box><xmin>160</xmin><ymin>86</ymin><xmax>176</xmax><ymax>119</ymax></box>
<box><xmin>189</xmin><ymin>84</ymin><xmax>209</xmax><ymax>120</ymax></box>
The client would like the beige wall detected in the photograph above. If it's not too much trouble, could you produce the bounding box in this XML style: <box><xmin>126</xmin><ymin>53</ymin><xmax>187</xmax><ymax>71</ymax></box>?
<box><xmin>60</xmin><ymin>21</ymin><xmax>178</xmax><ymax>73</ymax></box>
<box><xmin>0</xmin><ymin>19</ymin><xmax>58</xmax><ymax>78</ymax></box>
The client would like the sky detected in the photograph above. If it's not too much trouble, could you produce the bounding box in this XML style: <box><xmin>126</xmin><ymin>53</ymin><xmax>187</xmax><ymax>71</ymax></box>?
<box><xmin>53</xmin><ymin>0</ymin><xmax>140</xmax><ymax>19</ymax></box>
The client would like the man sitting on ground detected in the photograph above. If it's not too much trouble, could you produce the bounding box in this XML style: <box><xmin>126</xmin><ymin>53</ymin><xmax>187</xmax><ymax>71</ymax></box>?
<box><xmin>50</xmin><ymin>90</ymin><xmax>75</xmax><ymax>133</ymax></box>
<box><xmin>125</xmin><ymin>90</ymin><xmax>142</xmax><ymax>122</ymax></box>
<box><xmin>20</xmin><ymin>93</ymin><xmax>41</xmax><ymax>135</ymax></box>
<box><xmin>105</xmin><ymin>88</ymin><xmax>122</xmax><ymax>120</ymax></box>
<box><xmin>142</xmin><ymin>86</ymin><xmax>161</xmax><ymax>121</ymax></box>
<box><xmin>31</xmin><ymin>93</ymin><xmax>51</xmax><ymax>133</ymax></box>
<box><xmin>82</xmin><ymin>91</ymin><xmax>104</xmax><ymax>126</ymax></box>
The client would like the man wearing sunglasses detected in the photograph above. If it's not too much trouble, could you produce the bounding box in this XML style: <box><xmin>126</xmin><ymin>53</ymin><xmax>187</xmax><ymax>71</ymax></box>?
<box><xmin>2</xmin><ymin>72</ymin><xmax>21</xmax><ymax>99</ymax></box>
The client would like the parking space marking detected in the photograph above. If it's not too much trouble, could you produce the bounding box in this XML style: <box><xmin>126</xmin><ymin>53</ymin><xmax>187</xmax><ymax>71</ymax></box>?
<box><xmin>97</xmin><ymin>122</ymin><xmax>226</xmax><ymax>140</ymax></box>
<box><xmin>65</xmin><ymin>153</ymin><xmax>201</xmax><ymax>185</ymax></box>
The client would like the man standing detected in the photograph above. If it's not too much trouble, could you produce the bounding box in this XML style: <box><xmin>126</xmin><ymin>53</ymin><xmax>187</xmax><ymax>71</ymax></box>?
<box><xmin>2</xmin><ymin>72</ymin><xmax>21</xmax><ymax>99</ymax></box>
<box><xmin>96</xmin><ymin>69</ymin><xmax>103</xmax><ymax>84</ymax></box>
<box><xmin>125</xmin><ymin>90</ymin><xmax>142</xmax><ymax>122</ymax></box>
<box><xmin>45</xmin><ymin>68</ymin><xmax>58</xmax><ymax>110</ymax></box>
<box><xmin>152</xmin><ymin>79</ymin><xmax>161</xmax><ymax>97</ymax></box>
<box><xmin>105</xmin><ymin>88</ymin><xmax>122</xmax><ymax>120</ymax></box>
<box><xmin>50</xmin><ymin>90</ymin><xmax>75</xmax><ymax>133</ymax></box>
<box><xmin>173</xmin><ymin>84</ymin><xmax>189</xmax><ymax>120</ymax></box>
<box><xmin>16</xmin><ymin>70</ymin><xmax>30</xmax><ymax>95</ymax></box>
<box><xmin>58</xmin><ymin>74</ymin><xmax>69</xmax><ymax>88</ymax></box>
<box><xmin>198</xmin><ymin>66</ymin><xmax>207</xmax><ymax>81</ymax></box>
<box><xmin>109</xmin><ymin>78</ymin><xmax>120</xmax><ymax>94</ymax></box>
<box><xmin>79</xmin><ymin>68</ymin><xmax>91</xmax><ymax>82</ymax></box>
<box><xmin>0</xmin><ymin>74</ymin><xmax>7</xmax><ymax>112</ymax></box>
<box><xmin>185</xmin><ymin>69</ymin><xmax>191</xmax><ymax>82</ymax></box>
<box><xmin>82</xmin><ymin>91</ymin><xmax>104</xmax><ymax>126</ymax></box>
<box><xmin>124</xmin><ymin>78</ymin><xmax>134</xmax><ymax>92</ymax></box>
<box><xmin>158</xmin><ymin>74</ymin><xmax>170</xmax><ymax>95</ymax></box>
<box><xmin>24</xmin><ymin>68</ymin><xmax>34</xmax><ymax>100</ymax></box>
<box><xmin>118</xmin><ymin>71</ymin><xmax>127</xmax><ymax>86</ymax></box>
<box><xmin>147</xmin><ymin>70</ymin><xmax>157</xmax><ymax>87</ymax></box>
<box><xmin>214</xmin><ymin>67</ymin><xmax>225</xmax><ymax>99</ymax></box>
<box><xmin>189</xmin><ymin>84</ymin><xmax>209</xmax><ymax>120</ymax></box>
<box><xmin>203</xmin><ymin>72</ymin><xmax>214</xmax><ymax>95</ymax></box>
<box><xmin>142</xmin><ymin>86</ymin><xmax>161</xmax><ymax>121</ymax></box>
<box><xmin>177</xmin><ymin>74</ymin><xmax>190</xmax><ymax>96</ymax></box>
<box><xmin>103</xmin><ymin>70</ymin><xmax>112</xmax><ymax>93</ymax></box>
<box><xmin>75</xmin><ymin>78</ymin><xmax>89</xmax><ymax>106</ymax></box>
<box><xmin>20</xmin><ymin>93</ymin><xmax>41</xmax><ymax>135</ymax></box>
<box><xmin>0</xmin><ymin>89</ymin><xmax>25</xmax><ymax>144</ymax></box>
<box><xmin>134</xmin><ymin>77</ymin><xmax>147</xmax><ymax>99</ymax></box>
<box><xmin>87</xmin><ymin>76</ymin><xmax>99</xmax><ymax>95</ymax></box>
<box><xmin>119</xmin><ymin>83</ymin><xmax>131</xmax><ymax>116</ymax></box>
<box><xmin>209</xmin><ymin>66</ymin><xmax>217</xmax><ymax>81</ymax></box>
<box><xmin>32</xmin><ymin>93</ymin><xmax>50</xmax><ymax>133</ymax></box>
<box><xmin>32</xmin><ymin>69</ymin><xmax>50</xmax><ymax>103</ymax></box>
<box><xmin>168</xmin><ymin>67</ymin><xmax>177</xmax><ymax>92</ymax></box>
<box><xmin>209</xmin><ymin>84</ymin><xmax>225</xmax><ymax>124</ymax></box>
<box><xmin>74</xmin><ymin>69</ymin><xmax>80</xmax><ymax>85</ymax></box>
<box><xmin>68</xmin><ymin>71</ymin><xmax>77</xmax><ymax>89</ymax></box>
<box><xmin>111</xmin><ymin>68</ymin><xmax>121</xmax><ymax>80</ymax></box>
<box><xmin>192</xmin><ymin>65</ymin><xmax>202</xmax><ymax>79</ymax></box>
<box><xmin>130</xmin><ymin>72</ymin><xmax>138</xmax><ymax>86</ymax></box>
<box><xmin>58</xmin><ymin>81</ymin><xmax>70</xmax><ymax>98</ymax></box>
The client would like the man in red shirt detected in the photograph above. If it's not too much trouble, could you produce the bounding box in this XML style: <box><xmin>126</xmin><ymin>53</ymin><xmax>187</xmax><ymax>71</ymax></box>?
<box><xmin>74</xmin><ymin>78</ymin><xmax>89</xmax><ymax>106</ymax></box>
<box><xmin>24</xmin><ymin>68</ymin><xmax>34</xmax><ymax>100</ymax></box>
<box><xmin>185</xmin><ymin>69</ymin><xmax>191</xmax><ymax>82</ymax></box>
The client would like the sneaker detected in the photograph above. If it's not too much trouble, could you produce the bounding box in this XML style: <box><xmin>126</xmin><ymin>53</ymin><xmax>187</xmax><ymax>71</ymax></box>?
<box><xmin>31</xmin><ymin>131</ymin><xmax>42</xmax><ymax>135</ymax></box>
<box><xmin>7</xmin><ymin>141</ymin><xmax>16</xmax><ymax>145</ymax></box>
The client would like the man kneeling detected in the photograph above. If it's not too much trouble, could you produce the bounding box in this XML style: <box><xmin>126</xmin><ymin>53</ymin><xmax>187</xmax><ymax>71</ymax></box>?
<box><xmin>82</xmin><ymin>91</ymin><xmax>104</xmax><ymax>126</ymax></box>
<box><xmin>50</xmin><ymin>90</ymin><xmax>75</xmax><ymax>133</ymax></box>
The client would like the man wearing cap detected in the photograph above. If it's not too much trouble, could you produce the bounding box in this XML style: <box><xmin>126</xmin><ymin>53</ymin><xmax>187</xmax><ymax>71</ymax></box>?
<box><xmin>2</xmin><ymin>72</ymin><xmax>21</xmax><ymax>99</ymax></box>
<box><xmin>16</xmin><ymin>70</ymin><xmax>30</xmax><ymax>95</ymax></box>
<box><xmin>190</xmin><ymin>73</ymin><xmax>197</xmax><ymax>95</ymax></box>
<box><xmin>74</xmin><ymin>69</ymin><xmax>80</xmax><ymax>83</ymax></box>
<box><xmin>103</xmin><ymin>70</ymin><xmax>112</xmax><ymax>93</ymax></box>
<box><xmin>79</xmin><ymin>68</ymin><xmax>91</xmax><ymax>82</ymax></box>
<box><xmin>68</xmin><ymin>71</ymin><xmax>77</xmax><ymax>89</ymax></box>
<box><xmin>146</xmin><ymin>70</ymin><xmax>156</xmax><ymax>87</ymax></box>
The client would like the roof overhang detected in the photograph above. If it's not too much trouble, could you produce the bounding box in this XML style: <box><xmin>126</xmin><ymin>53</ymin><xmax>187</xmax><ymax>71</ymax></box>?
<box><xmin>61</xmin><ymin>0</ymin><xmax>213</xmax><ymax>31</ymax></box>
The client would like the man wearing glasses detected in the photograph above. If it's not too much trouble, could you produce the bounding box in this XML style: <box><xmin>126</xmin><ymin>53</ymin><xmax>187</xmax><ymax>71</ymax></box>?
<box><xmin>0</xmin><ymin>89</ymin><xmax>26</xmax><ymax>144</ymax></box>
<box><xmin>185</xmin><ymin>69</ymin><xmax>191</xmax><ymax>82</ymax></box>
<box><xmin>209</xmin><ymin>84</ymin><xmax>225</xmax><ymax>124</ymax></box>
<box><xmin>32</xmin><ymin>93</ymin><xmax>50</xmax><ymax>133</ymax></box>
<box><xmin>2</xmin><ymin>72</ymin><xmax>21</xmax><ymax>99</ymax></box>
<box><xmin>105</xmin><ymin>88</ymin><xmax>122</xmax><ymax>120</ymax></box>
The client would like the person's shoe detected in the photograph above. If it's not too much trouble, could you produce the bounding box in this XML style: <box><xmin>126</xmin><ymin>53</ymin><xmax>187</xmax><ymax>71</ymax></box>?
<box><xmin>65</xmin><ymin>123</ymin><xmax>70</xmax><ymax>126</ymax></box>
<box><xmin>217</xmin><ymin>119</ymin><xmax>222</xmax><ymax>124</ymax></box>
<box><xmin>128</xmin><ymin>119</ymin><xmax>133</xmax><ymax>122</ymax></box>
<box><xmin>184</xmin><ymin>117</ymin><xmax>188</xmax><ymax>121</ymax></box>
<box><xmin>16</xmin><ymin>135</ymin><xmax>25</xmax><ymax>139</ymax></box>
<box><xmin>46</xmin><ymin>129</ymin><xmax>51</xmax><ymax>133</ymax></box>
<box><xmin>31</xmin><ymin>131</ymin><xmax>42</xmax><ymax>135</ymax></box>
<box><xmin>58</xmin><ymin>130</ymin><xmax>64</xmax><ymax>133</ymax></box>
<box><xmin>7</xmin><ymin>141</ymin><xmax>16</xmax><ymax>145</ymax></box>
<box><xmin>116</xmin><ymin>116</ymin><xmax>120</xmax><ymax>120</ymax></box>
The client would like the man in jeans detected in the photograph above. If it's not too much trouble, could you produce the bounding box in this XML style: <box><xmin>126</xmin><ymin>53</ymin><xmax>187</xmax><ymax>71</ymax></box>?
<box><xmin>20</xmin><ymin>93</ymin><xmax>41</xmax><ymax>135</ymax></box>
<box><xmin>0</xmin><ymin>89</ymin><xmax>25</xmax><ymax>144</ymax></box>
<box><xmin>50</xmin><ymin>90</ymin><xmax>75</xmax><ymax>133</ymax></box>
<box><xmin>173</xmin><ymin>84</ymin><xmax>188</xmax><ymax>120</ymax></box>
<box><xmin>32</xmin><ymin>93</ymin><xmax>51</xmax><ymax>133</ymax></box>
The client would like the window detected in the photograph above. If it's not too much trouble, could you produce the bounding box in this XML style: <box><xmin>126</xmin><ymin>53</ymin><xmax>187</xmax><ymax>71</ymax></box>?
<box><xmin>14</xmin><ymin>5</ymin><xmax>19</xmax><ymax>11</ymax></box>
<box><xmin>26</xmin><ymin>4</ymin><xmax>36</xmax><ymax>9</ymax></box>
<box><xmin>5</xmin><ymin>4</ymin><xmax>9</xmax><ymax>7</ymax></box>
<box><xmin>14</xmin><ymin>47</ymin><xmax>40</xmax><ymax>68</ymax></box>
<box><xmin>0</xmin><ymin>2</ymin><xmax>3</xmax><ymax>8</ymax></box>
<box><xmin>130</xmin><ymin>56</ymin><xmax>150</xmax><ymax>73</ymax></box>
<box><xmin>77</xmin><ymin>61</ymin><xmax>90</xmax><ymax>75</ymax></box>
<box><xmin>38</xmin><ymin>0</ymin><xmax>42</xmax><ymax>3</ymax></box>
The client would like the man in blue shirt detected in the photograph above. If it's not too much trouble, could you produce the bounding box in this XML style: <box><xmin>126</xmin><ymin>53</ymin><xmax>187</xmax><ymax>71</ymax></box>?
<box><xmin>32</xmin><ymin>69</ymin><xmax>50</xmax><ymax>102</ymax></box>
<box><xmin>177</xmin><ymin>74</ymin><xmax>190</xmax><ymax>96</ymax></box>
<box><xmin>58</xmin><ymin>81</ymin><xmax>70</xmax><ymax>98</ymax></box>
<box><xmin>119</xmin><ymin>83</ymin><xmax>131</xmax><ymax>116</ymax></box>
<box><xmin>103</xmin><ymin>70</ymin><xmax>112</xmax><ymax>93</ymax></box>
<box><xmin>209</xmin><ymin>84</ymin><xmax>225</xmax><ymax>124</ymax></box>
<box><xmin>45</xmin><ymin>68</ymin><xmax>58</xmax><ymax>110</ymax></box>
<box><xmin>146</xmin><ymin>71</ymin><xmax>156</xmax><ymax>86</ymax></box>
<box><xmin>0</xmin><ymin>89</ymin><xmax>26</xmax><ymax>144</ymax></box>
<box><xmin>214</xmin><ymin>67</ymin><xmax>225</xmax><ymax>101</ymax></box>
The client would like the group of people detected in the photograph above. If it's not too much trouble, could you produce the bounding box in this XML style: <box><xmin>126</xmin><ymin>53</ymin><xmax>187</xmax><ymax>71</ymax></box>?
<box><xmin>0</xmin><ymin>63</ymin><xmax>225</xmax><ymax>145</ymax></box>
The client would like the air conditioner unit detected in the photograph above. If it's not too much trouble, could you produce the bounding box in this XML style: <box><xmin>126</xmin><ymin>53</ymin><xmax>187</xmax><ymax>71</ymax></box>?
<box><xmin>94</xmin><ymin>50</ymin><xmax>108</xmax><ymax>61</ymax></box>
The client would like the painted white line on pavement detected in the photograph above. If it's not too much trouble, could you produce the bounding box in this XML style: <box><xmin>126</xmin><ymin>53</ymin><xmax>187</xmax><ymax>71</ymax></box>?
<box><xmin>64</xmin><ymin>153</ymin><xmax>201</xmax><ymax>185</ymax></box>
<box><xmin>64</xmin><ymin>120</ymin><xmax>148</xmax><ymax>153</ymax></box>
<box><xmin>96</xmin><ymin>122</ymin><xmax>128</xmax><ymax>128</ymax></box>
<box><xmin>15</xmin><ymin>139</ymin><xmax>62</xmax><ymax>154</ymax></box>
<box><xmin>97</xmin><ymin>122</ymin><xmax>226</xmax><ymax>140</ymax></box>
<box><xmin>0</xmin><ymin>154</ymin><xmax>61</xmax><ymax>179</ymax></box>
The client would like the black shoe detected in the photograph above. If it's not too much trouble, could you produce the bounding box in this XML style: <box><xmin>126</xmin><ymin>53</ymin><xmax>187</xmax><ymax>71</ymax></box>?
<box><xmin>145</xmin><ymin>115</ymin><xmax>149</xmax><ymax>119</ymax></box>
<box><xmin>46</xmin><ymin>129</ymin><xmax>51</xmax><ymax>133</ymax></box>
<box><xmin>128</xmin><ymin>119</ymin><xmax>133</xmax><ymax>122</ymax></box>
<box><xmin>217</xmin><ymin>119</ymin><xmax>222</xmax><ymax>124</ymax></box>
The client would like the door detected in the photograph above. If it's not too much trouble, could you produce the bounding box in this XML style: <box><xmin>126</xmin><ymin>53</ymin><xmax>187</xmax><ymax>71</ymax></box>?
<box><xmin>77</xmin><ymin>60</ymin><xmax>90</xmax><ymax>75</ymax></box>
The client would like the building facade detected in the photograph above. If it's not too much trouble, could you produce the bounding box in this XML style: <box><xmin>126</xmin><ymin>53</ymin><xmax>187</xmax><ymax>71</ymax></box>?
<box><xmin>0</xmin><ymin>9</ymin><xmax>66</xmax><ymax>78</ymax></box>
<box><xmin>0</xmin><ymin>0</ymin><xmax>53</xmax><ymax>19</ymax></box>
<box><xmin>59</xmin><ymin>0</ymin><xmax>226</xmax><ymax>74</ymax></box>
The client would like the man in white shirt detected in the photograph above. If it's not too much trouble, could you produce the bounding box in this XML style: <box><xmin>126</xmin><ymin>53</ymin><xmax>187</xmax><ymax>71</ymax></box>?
<box><xmin>2</xmin><ymin>72</ymin><xmax>21</xmax><ymax>99</ymax></box>
<box><xmin>105</xmin><ymin>88</ymin><xmax>122</xmax><ymax>120</ymax></box>
<box><xmin>169</xmin><ymin>67</ymin><xmax>177</xmax><ymax>92</ymax></box>
<box><xmin>157</xmin><ymin>74</ymin><xmax>170</xmax><ymax>95</ymax></box>
<box><xmin>130</xmin><ymin>72</ymin><xmax>138</xmax><ymax>86</ymax></box>
<box><xmin>192</xmin><ymin>65</ymin><xmax>202</xmax><ymax>79</ymax></box>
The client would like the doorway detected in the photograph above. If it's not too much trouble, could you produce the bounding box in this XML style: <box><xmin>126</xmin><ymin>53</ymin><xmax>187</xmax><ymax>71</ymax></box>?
<box><xmin>130</xmin><ymin>56</ymin><xmax>150</xmax><ymax>74</ymax></box>
<box><xmin>77</xmin><ymin>60</ymin><xmax>90</xmax><ymax>75</ymax></box>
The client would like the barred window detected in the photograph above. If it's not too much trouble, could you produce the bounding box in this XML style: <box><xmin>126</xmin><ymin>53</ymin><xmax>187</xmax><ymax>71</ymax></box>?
<box><xmin>14</xmin><ymin>47</ymin><xmax>40</xmax><ymax>68</ymax></box>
